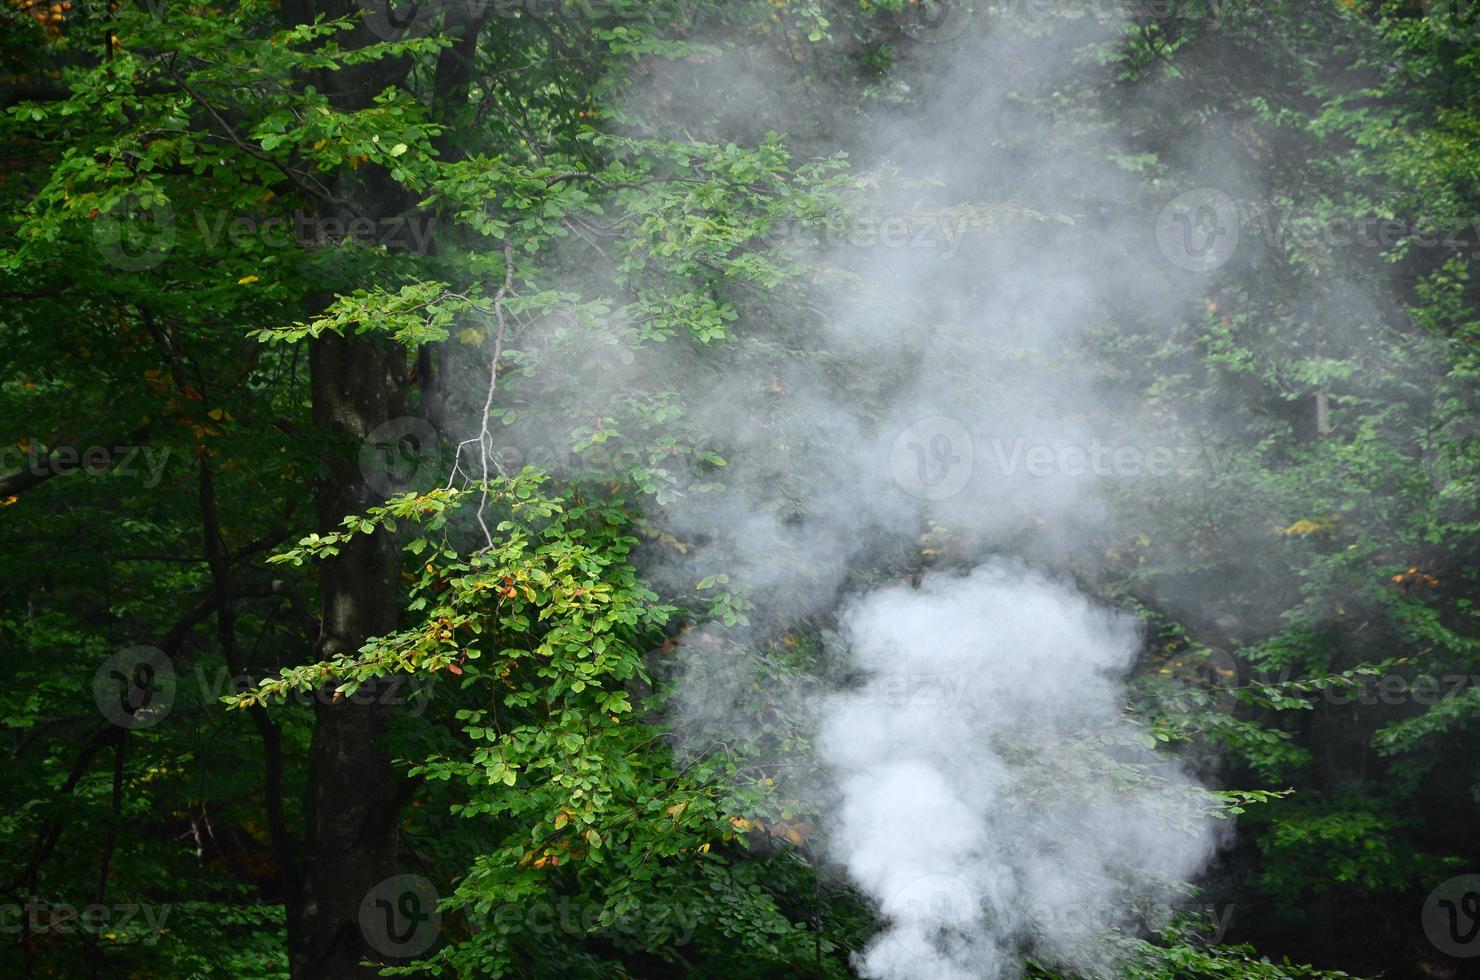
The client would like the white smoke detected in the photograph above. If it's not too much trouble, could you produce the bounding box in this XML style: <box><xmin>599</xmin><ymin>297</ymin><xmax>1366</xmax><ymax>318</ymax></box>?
<box><xmin>457</xmin><ymin>7</ymin><xmax>1244</xmax><ymax>975</ymax></box>
<box><xmin>817</xmin><ymin>562</ymin><xmax>1218</xmax><ymax>979</ymax></box>
<box><xmin>613</xmin><ymin>12</ymin><xmax>1240</xmax><ymax>975</ymax></box>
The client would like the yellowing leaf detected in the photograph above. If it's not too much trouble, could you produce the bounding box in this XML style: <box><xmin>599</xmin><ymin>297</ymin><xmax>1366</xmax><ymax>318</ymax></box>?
<box><xmin>1280</xmin><ymin>517</ymin><xmax>1336</xmax><ymax>536</ymax></box>
<box><xmin>237</xmin><ymin>275</ymin><xmax>259</xmax><ymax>285</ymax></box>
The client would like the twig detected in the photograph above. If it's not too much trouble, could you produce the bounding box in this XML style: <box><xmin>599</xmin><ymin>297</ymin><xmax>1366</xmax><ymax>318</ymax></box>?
<box><xmin>473</xmin><ymin>245</ymin><xmax>517</xmax><ymax>549</ymax></box>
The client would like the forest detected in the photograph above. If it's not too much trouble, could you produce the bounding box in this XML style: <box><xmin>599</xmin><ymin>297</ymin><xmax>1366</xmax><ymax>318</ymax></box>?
<box><xmin>1</xmin><ymin>0</ymin><xmax>1478</xmax><ymax>977</ymax></box>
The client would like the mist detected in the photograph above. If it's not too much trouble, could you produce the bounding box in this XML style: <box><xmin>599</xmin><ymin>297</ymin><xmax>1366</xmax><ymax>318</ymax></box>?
<box><xmin>454</xmin><ymin>7</ymin><xmax>1290</xmax><ymax>977</ymax></box>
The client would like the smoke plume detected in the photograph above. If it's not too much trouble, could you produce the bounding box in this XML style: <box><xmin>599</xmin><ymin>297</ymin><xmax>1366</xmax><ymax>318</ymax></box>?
<box><xmin>460</xmin><ymin>7</ymin><xmax>1253</xmax><ymax>976</ymax></box>
<box><xmin>818</xmin><ymin>563</ymin><xmax>1217</xmax><ymax>979</ymax></box>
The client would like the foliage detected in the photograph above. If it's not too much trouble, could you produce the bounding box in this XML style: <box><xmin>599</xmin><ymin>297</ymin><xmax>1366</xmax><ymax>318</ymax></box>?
<box><xmin>0</xmin><ymin>0</ymin><xmax>1475</xmax><ymax>977</ymax></box>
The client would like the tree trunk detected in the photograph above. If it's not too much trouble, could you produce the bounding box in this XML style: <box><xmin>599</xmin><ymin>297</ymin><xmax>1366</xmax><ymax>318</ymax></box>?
<box><xmin>291</xmin><ymin>331</ymin><xmax>409</xmax><ymax>978</ymax></box>
<box><xmin>273</xmin><ymin>3</ymin><xmax>485</xmax><ymax>972</ymax></box>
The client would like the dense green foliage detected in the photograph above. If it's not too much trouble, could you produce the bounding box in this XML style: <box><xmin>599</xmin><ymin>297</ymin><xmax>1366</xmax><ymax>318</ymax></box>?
<box><xmin>0</xmin><ymin>0</ymin><xmax>1475</xmax><ymax>978</ymax></box>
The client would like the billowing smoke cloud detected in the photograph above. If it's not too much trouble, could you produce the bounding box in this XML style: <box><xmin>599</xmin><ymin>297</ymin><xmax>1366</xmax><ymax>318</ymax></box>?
<box><xmin>818</xmin><ymin>563</ymin><xmax>1218</xmax><ymax>979</ymax></box>
<box><xmin>448</xmin><ymin>7</ymin><xmax>1251</xmax><ymax>975</ymax></box>
<box><xmin>590</xmin><ymin>11</ymin><xmax>1237</xmax><ymax>975</ymax></box>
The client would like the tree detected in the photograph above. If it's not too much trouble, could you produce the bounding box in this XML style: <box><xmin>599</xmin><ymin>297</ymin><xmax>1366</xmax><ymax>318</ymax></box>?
<box><xmin>1</xmin><ymin>0</ymin><xmax>1475</xmax><ymax>977</ymax></box>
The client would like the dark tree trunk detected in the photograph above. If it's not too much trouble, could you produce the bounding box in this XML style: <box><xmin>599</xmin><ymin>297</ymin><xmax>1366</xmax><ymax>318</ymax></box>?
<box><xmin>272</xmin><ymin>3</ymin><xmax>487</xmax><ymax>974</ymax></box>
<box><xmin>290</xmin><ymin>332</ymin><xmax>410</xmax><ymax>978</ymax></box>
<box><xmin>267</xmin><ymin>0</ymin><xmax>416</xmax><ymax>972</ymax></box>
